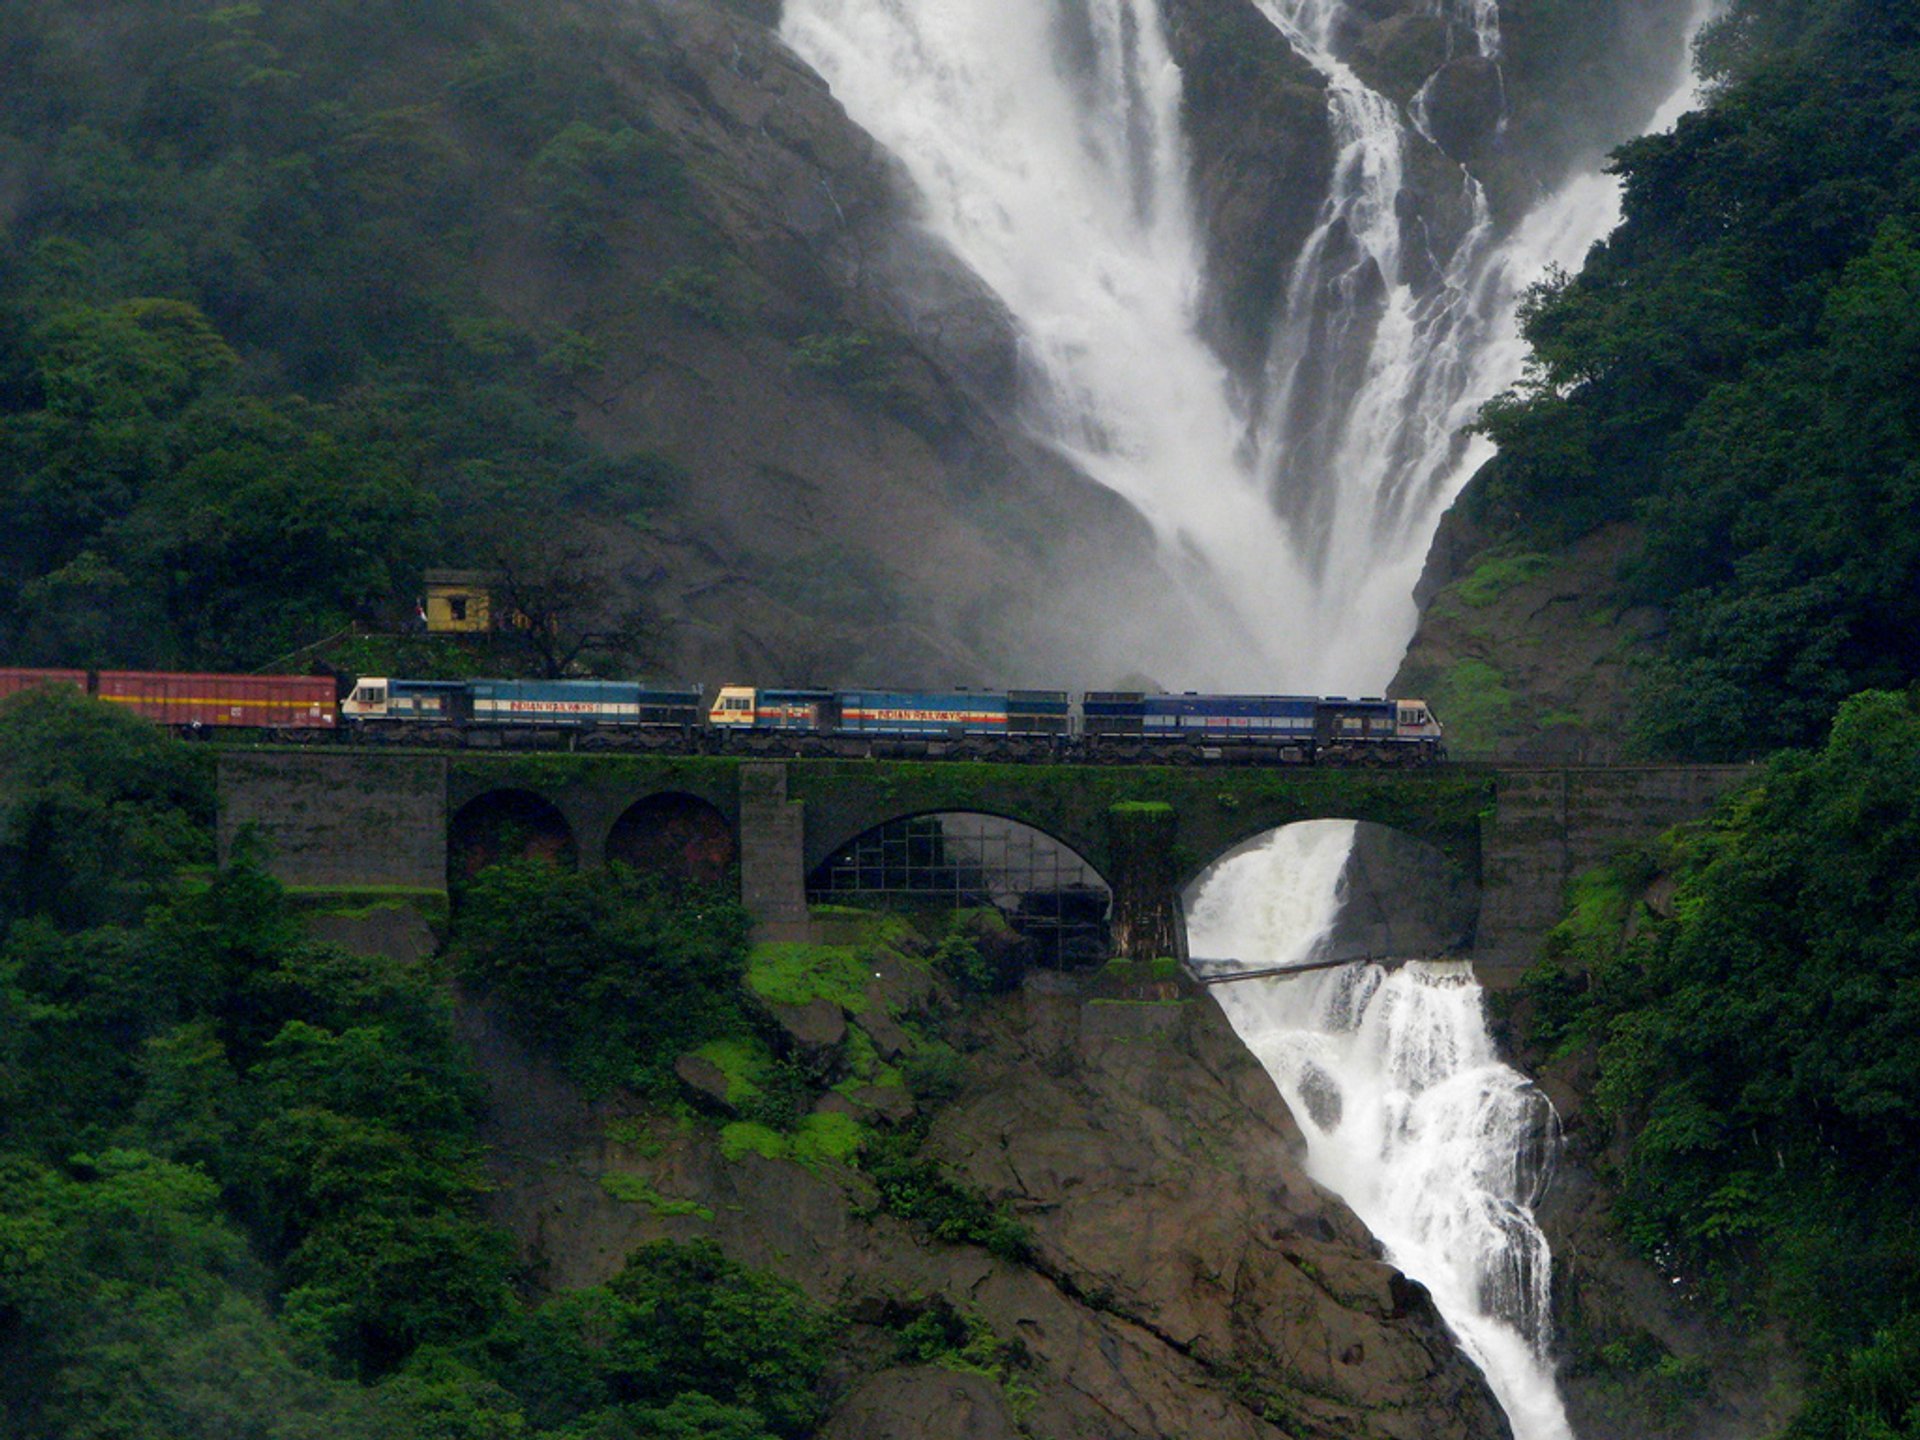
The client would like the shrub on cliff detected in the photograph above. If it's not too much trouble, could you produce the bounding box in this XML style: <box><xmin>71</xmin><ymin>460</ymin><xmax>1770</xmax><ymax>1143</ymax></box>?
<box><xmin>451</xmin><ymin>858</ymin><xmax>752</xmax><ymax>1096</ymax></box>
<box><xmin>491</xmin><ymin>1239</ymin><xmax>835</xmax><ymax>1439</ymax></box>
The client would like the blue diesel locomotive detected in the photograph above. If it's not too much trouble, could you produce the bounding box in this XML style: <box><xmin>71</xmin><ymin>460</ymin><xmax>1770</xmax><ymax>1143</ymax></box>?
<box><xmin>705</xmin><ymin>684</ymin><xmax>1440</xmax><ymax>762</ymax></box>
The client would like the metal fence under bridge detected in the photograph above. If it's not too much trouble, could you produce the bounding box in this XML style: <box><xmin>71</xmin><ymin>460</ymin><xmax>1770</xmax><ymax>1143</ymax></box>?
<box><xmin>806</xmin><ymin>812</ymin><xmax>1111</xmax><ymax>964</ymax></box>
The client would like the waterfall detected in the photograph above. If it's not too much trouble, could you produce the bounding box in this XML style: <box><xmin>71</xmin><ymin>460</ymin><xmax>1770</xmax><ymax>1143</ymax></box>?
<box><xmin>779</xmin><ymin>1</ymin><xmax>1706</xmax><ymax>1433</ymax></box>
<box><xmin>779</xmin><ymin>0</ymin><xmax>1665</xmax><ymax>689</ymax></box>
<box><xmin>1189</xmin><ymin>822</ymin><xmax>1572</xmax><ymax>1439</ymax></box>
<box><xmin>781</xmin><ymin>0</ymin><xmax>1317</xmax><ymax>682</ymax></box>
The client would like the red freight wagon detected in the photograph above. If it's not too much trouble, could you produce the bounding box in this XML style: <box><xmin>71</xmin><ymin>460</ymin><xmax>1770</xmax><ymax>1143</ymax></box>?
<box><xmin>0</xmin><ymin>668</ymin><xmax>89</xmax><ymax>701</ymax></box>
<box><xmin>95</xmin><ymin>671</ymin><xmax>337</xmax><ymax>730</ymax></box>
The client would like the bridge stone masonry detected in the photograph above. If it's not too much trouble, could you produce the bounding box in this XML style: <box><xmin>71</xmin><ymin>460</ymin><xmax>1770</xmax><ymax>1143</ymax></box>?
<box><xmin>215</xmin><ymin>750</ymin><xmax>1754</xmax><ymax>988</ymax></box>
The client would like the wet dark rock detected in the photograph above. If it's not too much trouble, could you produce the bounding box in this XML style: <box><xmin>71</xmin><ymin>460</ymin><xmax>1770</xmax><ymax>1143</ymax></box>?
<box><xmin>1420</xmin><ymin>56</ymin><xmax>1508</xmax><ymax>165</ymax></box>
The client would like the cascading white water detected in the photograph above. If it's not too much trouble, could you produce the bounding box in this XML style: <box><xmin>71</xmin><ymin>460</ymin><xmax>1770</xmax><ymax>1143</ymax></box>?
<box><xmin>782</xmin><ymin>0</ymin><xmax>1319</xmax><ymax>679</ymax></box>
<box><xmin>779</xmin><ymin>1</ymin><xmax>1706</xmax><ymax>1433</ymax></box>
<box><xmin>1189</xmin><ymin>822</ymin><xmax>1572</xmax><ymax>1439</ymax></box>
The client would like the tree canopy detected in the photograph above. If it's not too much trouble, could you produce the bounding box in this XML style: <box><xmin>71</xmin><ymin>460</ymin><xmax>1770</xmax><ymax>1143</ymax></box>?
<box><xmin>1471</xmin><ymin>0</ymin><xmax>1920</xmax><ymax>756</ymax></box>
<box><xmin>0</xmin><ymin>0</ymin><xmax>687</xmax><ymax>673</ymax></box>
<box><xmin>1526</xmin><ymin>690</ymin><xmax>1920</xmax><ymax>1433</ymax></box>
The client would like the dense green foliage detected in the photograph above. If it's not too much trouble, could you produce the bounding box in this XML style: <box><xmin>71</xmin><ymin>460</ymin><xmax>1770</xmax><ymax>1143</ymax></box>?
<box><xmin>0</xmin><ymin>685</ymin><xmax>212</xmax><ymax>930</ymax></box>
<box><xmin>0</xmin><ymin>695</ymin><xmax>835</xmax><ymax>1437</ymax></box>
<box><xmin>1524</xmin><ymin>690</ymin><xmax>1920</xmax><ymax>1433</ymax></box>
<box><xmin>0</xmin><ymin>693</ymin><xmax>514</xmax><ymax>1421</ymax></box>
<box><xmin>451</xmin><ymin>858</ymin><xmax>752</xmax><ymax>1096</ymax></box>
<box><xmin>0</xmin><ymin>0</ymin><xmax>686</xmax><ymax>670</ymax></box>
<box><xmin>1474</xmin><ymin>0</ymin><xmax>1920</xmax><ymax>756</ymax></box>
<box><xmin>491</xmin><ymin>1240</ymin><xmax>836</xmax><ymax>1439</ymax></box>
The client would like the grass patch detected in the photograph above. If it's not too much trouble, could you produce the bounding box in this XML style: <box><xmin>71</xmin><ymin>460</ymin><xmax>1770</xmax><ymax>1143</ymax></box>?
<box><xmin>719</xmin><ymin>1113</ymin><xmax>867</xmax><ymax>1170</ymax></box>
<box><xmin>790</xmin><ymin>1111</ymin><xmax>866</xmax><ymax>1167</ymax></box>
<box><xmin>1454</xmin><ymin>549</ymin><xmax>1556</xmax><ymax>607</ymax></box>
<box><xmin>1103</xmin><ymin>956</ymin><xmax>1184</xmax><ymax>981</ymax></box>
<box><xmin>598</xmin><ymin>1172</ymin><xmax>713</xmax><ymax>1220</ymax></box>
<box><xmin>603</xmin><ymin>1118</ymin><xmax>667</xmax><ymax>1157</ymax></box>
<box><xmin>1430</xmin><ymin>658</ymin><xmax>1519</xmax><ymax>754</ymax></box>
<box><xmin>719</xmin><ymin>1121</ymin><xmax>789</xmax><ymax>1162</ymax></box>
<box><xmin>284</xmin><ymin>885</ymin><xmax>449</xmax><ymax>922</ymax></box>
<box><xmin>694</xmin><ymin>1036</ymin><xmax>774</xmax><ymax>1106</ymax></box>
<box><xmin>748</xmin><ymin>941</ymin><xmax>874</xmax><ymax>1013</ymax></box>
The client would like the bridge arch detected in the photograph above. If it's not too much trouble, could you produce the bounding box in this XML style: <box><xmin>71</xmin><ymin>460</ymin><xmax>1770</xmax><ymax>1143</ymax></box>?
<box><xmin>808</xmin><ymin>808</ymin><xmax>1111</xmax><ymax>965</ymax></box>
<box><xmin>1181</xmin><ymin>818</ymin><xmax>1479</xmax><ymax>968</ymax></box>
<box><xmin>449</xmin><ymin>787</ymin><xmax>577</xmax><ymax>882</ymax></box>
<box><xmin>606</xmin><ymin>791</ymin><xmax>737</xmax><ymax>886</ymax></box>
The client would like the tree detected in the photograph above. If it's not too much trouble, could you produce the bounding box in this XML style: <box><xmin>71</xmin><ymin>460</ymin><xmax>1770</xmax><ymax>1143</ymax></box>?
<box><xmin>475</xmin><ymin>520</ymin><xmax>659</xmax><ymax>679</ymax></box>
<box><xmin>0</xmin><ymin>685</ymin><xmax>213</xmax><ymax>932</ymax></box>
<box><xmin>450</xmin><ymin>860</ymin><xmax>748</xmax><ymax>1095</ymax></box>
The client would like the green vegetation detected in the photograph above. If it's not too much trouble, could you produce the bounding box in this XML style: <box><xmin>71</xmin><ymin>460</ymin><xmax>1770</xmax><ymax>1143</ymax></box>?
<box><xmin>1522</xmin><ymin>691</ymin><xmax>1920</xmax><ymax>1433</ymax></box>
<box><xmin>858</xmin><ymin>1126</ymin><xmax>1032</xmax><ymax>1262</ymax></box>
<box><xmin>889</xmin><ymin>1296</ymin><xmax>1038</xmax><ymax>1417</ymax></box>
<box><xmin>1471</xmin><ymin>0</ymin><xmax>1920</xmax><ymax>756</ymax></box>
<box><xmin>0</xmin><ymin>694</ymin><xmax>513</xmax><ymax>1407</ymax></box>
<box><xmin>719</xmin><ymin>1111</ymin><xmax>868</xmax><ymax>1171</ymax></box>
<box><xmin>0</xmin><ymin>685</ymin><xmax>840</xmax><ymax>1438</ymax></box>
<box><xmin>747</xmin><ymin>939</ymin><xmax>876</xmax><ymax>1013</ymax></box>
<box><xmin>1451</xmin><ymin>549</ymin><xmax>1556</xmax><ymax>608</ymax></box>
<box><xmin>490</xmin><ymin>1240</ymin><xmax>836</xmax><ymax>1439</ymax></box>
<box><xmin>0</xmin><ymin>0</ymin><xmax>690</xmax><ymax>672</ymax></box>
<box><xmin>599</xmin><ymin>1171</ymin><xmax>715</xmax><ymax>1220</ymax></box>
<box><xmin>1423</xmin><ymin>659</ymin><xmax>1519</xmax><ymax>755</ymax></box>
<box><xmin>451</xmin><ymin>858</ymin><xmax>752</xmax><ymax>1097</ymax></box>
<box><xmin>933</xmin><ymin>909</ymin><xmax>1026</xmax><ymax>996</ymax></box>
<box><xmin>0</xmin><ymin>686</ymin><xmax>213</xmax><ymax>930</ymax></box>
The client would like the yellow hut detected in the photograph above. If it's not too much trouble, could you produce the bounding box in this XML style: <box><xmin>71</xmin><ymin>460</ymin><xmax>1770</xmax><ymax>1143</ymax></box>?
<box><xmin>423</xmin><ymin>569</ymin><xmax>497</xmax><ymax>634</ymax></box>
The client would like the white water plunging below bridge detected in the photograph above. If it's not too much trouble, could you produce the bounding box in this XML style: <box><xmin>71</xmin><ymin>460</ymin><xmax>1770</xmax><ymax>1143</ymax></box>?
<box><xmin>1189</xmin><ymin>821</ymin><xmax>1571</xmax><ymax>1439</ymax></box>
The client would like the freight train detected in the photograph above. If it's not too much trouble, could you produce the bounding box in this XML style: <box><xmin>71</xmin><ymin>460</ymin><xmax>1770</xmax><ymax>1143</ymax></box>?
<box><xmin>0</xmin><ymin>668</ymin><xmax>1445</xmax><ymax>764</ymax></box>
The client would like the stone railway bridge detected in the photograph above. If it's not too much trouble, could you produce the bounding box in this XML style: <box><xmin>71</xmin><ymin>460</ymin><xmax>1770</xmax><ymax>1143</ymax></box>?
<box><xmin>217</xmin><ymin>750</ymin><xmax>1750</xmax><ymax>986</ymax></box>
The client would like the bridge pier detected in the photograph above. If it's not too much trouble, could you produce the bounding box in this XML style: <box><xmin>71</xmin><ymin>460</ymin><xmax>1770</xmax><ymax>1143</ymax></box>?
<box><xmin>738</xmin><ymin>762</ymin><xmax>810</xmax><ymax>944</ymax></box>
<box><xmin>1108</xmin><ymin>802</ymin><xmax>1184</xmax><ymax>962</ymax></box>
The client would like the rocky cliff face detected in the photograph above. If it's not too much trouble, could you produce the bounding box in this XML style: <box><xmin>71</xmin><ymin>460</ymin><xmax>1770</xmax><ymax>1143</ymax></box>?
<box><xmin>464</xmin><ymin>963</ymin><xmax>1511</xmax><ymax>1439</ymax></box>
<box><xmin>1390</xmin><ymin>507</ymin><xmax>1666</xmax><ymax>759</ymax></box>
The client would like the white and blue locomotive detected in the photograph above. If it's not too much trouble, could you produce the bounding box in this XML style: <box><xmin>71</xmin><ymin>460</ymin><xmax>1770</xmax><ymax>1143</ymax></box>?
<box><xmin>343</xmin><ymin>677</ymin><xmax>1445</xmax><ymax>762</ymax></box>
